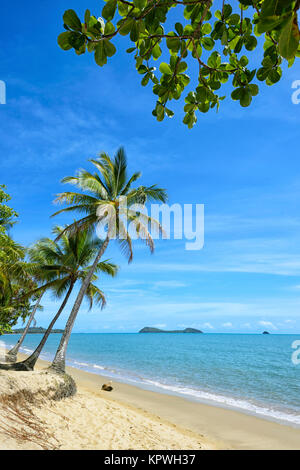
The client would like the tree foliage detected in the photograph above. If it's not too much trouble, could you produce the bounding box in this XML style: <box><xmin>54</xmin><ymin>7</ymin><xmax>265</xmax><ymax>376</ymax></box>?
<box><xmin>58</xmin><ymin>0</ymin><xmax>300</xmax><ymax>128</ymax></box>
<box><xmin>29</xmin><ymin>226</ymin><xmax>118</xmax><ymax>309</ymax></box>
<box><xmin>0</xmin><ymin>185</ymin><xmax>18</xmax><ymax>234</ymax></box>
<box><xmin>53</xmin><ymin>147</ymin><xmax>168</xmax><ymax>261</ymax></box>
<box><xmin>0</xmin><ymin>186</ymin><xmax>38</xmax><ymax>334</ymax></box>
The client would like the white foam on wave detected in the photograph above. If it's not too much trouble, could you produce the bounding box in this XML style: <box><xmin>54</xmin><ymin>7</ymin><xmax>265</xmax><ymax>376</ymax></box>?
<box><xmin>73</xmin><ymin>361</ymin><xmax>90</xmax><ymax>367</ymax></box>
<box><xmin>93</xmin><ymin>364</ymin><xmax>105</xmax><ymax>370</ymax></box>
<box><xmin>141</xmin><ymin>378</ymin><xmax>300</xmax><ymax>427</ymax></box>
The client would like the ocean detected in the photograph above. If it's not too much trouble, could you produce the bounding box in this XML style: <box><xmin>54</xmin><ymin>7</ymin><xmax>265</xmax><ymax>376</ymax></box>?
<box><xmin>1</xmin><ymin>333</ymin><xmax>299</xmax><ymax>426</ymax></box>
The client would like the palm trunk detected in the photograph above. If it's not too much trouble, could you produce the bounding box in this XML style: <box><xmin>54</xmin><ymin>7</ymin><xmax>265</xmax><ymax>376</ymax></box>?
<box><xmin>21</xmin><ymin>282</ymin><xmax>75</xmax><ymax>370</ymax></box>
<box><xmin>5</xmin><ymin>292</ymin><xmax>43</xmax><ymax>362</ymax></box>
<box><xmin>0</xmin><ymin>282</ymin><xmax>74</xmax><ymax>372</ymax></box>
<box><xmin>50</xmin><ymin>236</ymin><xmax>110</xmax><ymax>374</ymax></box>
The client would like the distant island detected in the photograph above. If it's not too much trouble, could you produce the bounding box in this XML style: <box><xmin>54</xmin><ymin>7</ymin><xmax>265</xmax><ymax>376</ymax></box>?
<box><xmin>9</xmin><ymin>327</ymin><xmax>64</xmax><ymax>335</ymax></box>
<box><xmin>262</xmin><ymin>331</ymin><xmax>270</xmax><ymax>335</ymax></box>
<box><xmin>139</xmin><ymin>327</ymin><xmax>203</xmax><ymax>334</ymax></box>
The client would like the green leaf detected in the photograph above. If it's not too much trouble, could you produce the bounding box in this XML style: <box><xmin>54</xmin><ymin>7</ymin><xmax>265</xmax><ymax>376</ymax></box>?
<box><xmin>104</xmin><ymin>21</ymin><xmax>115</xmax><ymax>35</ymax></box>
<box><xmin>202</xmin><ymin>37</ymin><xmax>215</xmax><ymax>51</ymax></box>
<box><xmin>141</xmin><ymin>74</ymin><xmax>150</xmax><ymax>86</ymax></box>
<box><xmin>63</xmin><ymin>10</ymin><xmax>82</xmax><ymax>31</ymax></box>
<box><xmin>231</xmin><ymin>88</ymin><xmax>242</xmax><ymax>100</ymax></box>
<box><xmin>267</xmin><ymin>67</ymin><xmax>282</xmax><ymax>84</ymax></box>
<box><xmin>94</xmin><ymin>42</ymin><xmax>107</xmax><ymax>66</ymax></box>
<box><xmin>137</xmin><ymin>65</ymin><xmax>147</xmax><ymax>74</ymax></box>
<box><xmin>130</xmin><ymin>21</ymin><xmax>139</xmax><ymax>42</ymax></box>
<box><xmin>177</xmin><ymin>62</ymin><xmax>187</xmax><ymax>73</ymax></box>
<box><xmin>165</xmin><ymin>108</ymin><xmax>174</xmax><ymax>118</ymax></box>
<box><xmin>256</xmin><ymin>67</ymin><xmax>269</xmax><ymax>81</ymax></box>
<box><xmin>234</xmin><ymin>38</ymin><xmax>243</xmax><ymax>53</ymax></box>
<box><xmin>156</xmin><ymin>103</ymin><xmax>165</xmax><ymax>121</ymax></box>
<box><xmin>249</xmin><ymin>84</ymin><xmax>259</xmax><ymax>96</ymax></box>
<box><xmin>119</xmin><ymin>18</ymin><xmax>134</xmax><ymax>36</ymax></box>
<box><xmin>223</xmin><ymin>5</ymin><xmax>233</xmax><ymax>19</ymax></box>
<box><xmin>245</xmin><ymin>36</ymin><xmax>257</xmax><ymax>51</ymax></box>
<box><xmin>240</xmin><ymin>55</ymin><xmax>249</xmax><ymax>67</ymax></box>
<box><xmin>102</xmin><ymin>0</ymin><xmax>117</xmax><ymax>21</ymax></box>
<box><xmin>279</xmin><ymin>14</ymin><xmax>299</xmax><ymax>60</ymax></box>
<box><xmin>207</xmin><ymin>51</ymin><xmax>221</xmax><ymax>68</ymax></box>
<box><xmin>175</xmin><ymin>23</ymin><xmax>184</xmax><ymax>36</ymax></box>
<box><xmin>261</xmin><ymin>0</ymin><xmax>290</xmax><ymax>18</ymax></box>
<box><xmin>133</xmin><ymin>0</ymin><xmax>147</xmax><ymax>9</ymax></box>
<box><xmin>228</xmin><ymin>14</ymin><xmax>240</xmax><ymax>26</ymax></box>
<box><xmin>152</xmin><ymin>43</ymin><xmax>162</xmax><ymax>59</ymax></box>
<box><xmin>166</xmin><ymin>35</ymin><xmax>181</xmax><ymax>53</ymax></box>
<box><xmin>159</xmin><ymin>62</ymin><xmax>172</xmax><ymax>75</ymax></box>
<box><xmin>57</xmin><ymin>31</ymin><xmax>73</xmax><ymax>50</ymax></box>
<box><xmin>104</xmin><ymin>40</ymin><xmax>116</xmax><ymax>57</ymax></box>
<box><xmin>240</xmin><ymin>88</ymin><xmax>252</xmax><ymax>107</ymax></box>
<box><xmin>84</xmin><ymin>9</ymin><xmax>91</xmax><ymax>24</ymax></box>
<box><xmin>257</xmin><ymin>15</ymin><xmax>286</xmax><ymax>34</ymax></box>
<box><xmin>202</xmin><ymin>23</ymin><xmax>212</xmax><ymax>35</ymax></box>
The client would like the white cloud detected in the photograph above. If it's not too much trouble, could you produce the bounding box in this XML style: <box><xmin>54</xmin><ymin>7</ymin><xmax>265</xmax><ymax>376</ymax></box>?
<box><xmin>153</xmin><ymin>281</ymin><xmax>187</xmax><ymax>288</ymax></box>
<box><xmin>222</xmin><ymin>322</ymin><xmax>233</xmax><ymax>328</ymax></box>
<box><xmin>202</xmin><ymin>322</ymin><xmax>214</xmax><ymax>330</ymax></box>
<box><xmin>258</xmin><ymin>321</ymin><xmax>278</xmax><ymax>330</ymax></box>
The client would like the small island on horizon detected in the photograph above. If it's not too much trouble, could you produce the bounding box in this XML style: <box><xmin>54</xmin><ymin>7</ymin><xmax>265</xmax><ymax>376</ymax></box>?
<box><xmin>139</xmin><ymin>327</ymin><xmax>203</xmax><ymax>334</ymax></box>
<box><xmin>8</xmin><ymin>326</ymin><xmax>64</xmax><ymax>335</ymax></box>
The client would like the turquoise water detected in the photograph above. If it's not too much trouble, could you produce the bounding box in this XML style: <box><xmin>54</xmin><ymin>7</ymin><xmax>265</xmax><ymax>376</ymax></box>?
<box><xmin>1</xmin><ymin>333</ymin><xmax>300</xmax><ymax>426</ymax></box>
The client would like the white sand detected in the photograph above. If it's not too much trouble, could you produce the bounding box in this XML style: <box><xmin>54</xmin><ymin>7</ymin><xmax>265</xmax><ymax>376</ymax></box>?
<box><xmin>0</xmin><ymin>370</ymin><xmax>214</xmax><ymax>450</ymax></box>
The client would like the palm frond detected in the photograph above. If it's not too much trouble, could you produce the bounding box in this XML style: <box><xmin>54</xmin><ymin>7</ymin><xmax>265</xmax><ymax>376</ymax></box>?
<box><xmin>120</xmin><ymin>172</ymin><xmax>142</xmax><ymax>195</ymax></box>
<box><xmin>113</xmin><ymin>147</ymin><xmax>127</xmax><ymax>196</ymax></box>
<box><xmin>91</xmin><ymin>260</ymin><xmax>118</xmax><ymax>277</ymax></box>
<box><xmin>117</xmin><ymin>220</ymin><xmax>133</xmax><ymax>263</ymax></box>
<box><xmin>85</xmin><ymin>283</ymin><xmax>106</xmax><ymax>310</ymax></box>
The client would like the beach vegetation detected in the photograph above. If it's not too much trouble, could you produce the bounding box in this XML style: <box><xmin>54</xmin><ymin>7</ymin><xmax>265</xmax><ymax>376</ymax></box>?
<box><xmin>0</xmin><ymin>226</ymin><xmax>118</xmax><ymax>370</ymax></box>
<box><xmin>0</xmin><ymin>187</ymin><xmax>39</xmax><ymax>335</ymax></box>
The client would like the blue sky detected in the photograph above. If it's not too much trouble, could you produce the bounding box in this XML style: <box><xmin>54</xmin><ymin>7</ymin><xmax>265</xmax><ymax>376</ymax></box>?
<box><xmin>1</xmin><ymin>0</ymin><xmax>300</xmax><ymax>333</ymax></box>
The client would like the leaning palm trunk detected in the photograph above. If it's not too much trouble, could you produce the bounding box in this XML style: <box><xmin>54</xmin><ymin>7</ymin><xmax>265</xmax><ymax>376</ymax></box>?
<box><xmin>0</xmin><ymin>283</ymin><xmax>74</xmax><ymax>371</ymax></box>
<box><xmin>50</xmin><ymin>236</ymin><xmax>110</xmax><ymax>373</ymax></box>
<box><xmin>21</xmin><ymin>282</ymin><xmax>75</xmax><ymax>370</ymax></box>
<box><xmin>5</xmin><ymin>292</ymin><xmax>44</xmax><ymax>363</ymax></box>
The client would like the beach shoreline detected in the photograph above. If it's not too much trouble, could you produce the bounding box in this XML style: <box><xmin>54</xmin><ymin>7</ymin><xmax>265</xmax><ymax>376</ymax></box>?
<box><xmin>3</xmin><ymin>334</ymin><xmax>300</xmax><ymax>430</ymax></box>
<box><xmin>0</xmin><ymin>352</ymin><xmax>298</xmax><ymax>450</ymax></box>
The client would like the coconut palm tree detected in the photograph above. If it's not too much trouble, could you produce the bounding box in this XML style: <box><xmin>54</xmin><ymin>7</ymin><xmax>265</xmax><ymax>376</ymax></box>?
<box><xmin>49</xmin><ymin>146</ymin><xmax>167</xmax><ymax>373</ymax></box>
<box><xmin>0</xmin><ymin>226</ymin><xmax>118</xmax><ymax>371</ymax></box>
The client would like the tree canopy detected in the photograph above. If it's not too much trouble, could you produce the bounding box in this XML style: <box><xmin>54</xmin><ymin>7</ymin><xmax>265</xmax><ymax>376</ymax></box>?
<box><xmin>58</xmin><ymin>0</ymin><xmax>300</xmax><ymax>128</ymax></box>
<box><xmin>0</xmin><ymin>186</ymin><xmax>39</xmax><ymax>334</ymax></box>
<box><xmin>0</xmin><ymin>185</ymin><xmax>18</xmax><ymax>234</ymax></box>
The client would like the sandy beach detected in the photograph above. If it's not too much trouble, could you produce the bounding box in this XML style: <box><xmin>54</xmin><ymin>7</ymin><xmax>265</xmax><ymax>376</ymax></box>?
<box><xmin>0</xmin><ymin>354</ymin><xmax>299</xmax><ymax>450</ymax></box>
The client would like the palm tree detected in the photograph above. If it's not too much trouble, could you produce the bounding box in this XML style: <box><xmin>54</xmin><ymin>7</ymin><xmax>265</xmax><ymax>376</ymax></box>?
<box><xmin>0</xmin><ymin>226</ymin><xmax>118</xmax><ymax>371</ymax></box>
<box><xmin>49</xmin><ymin>147</ymin><xmax>167</xmax><ymax>373</ymax></box>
